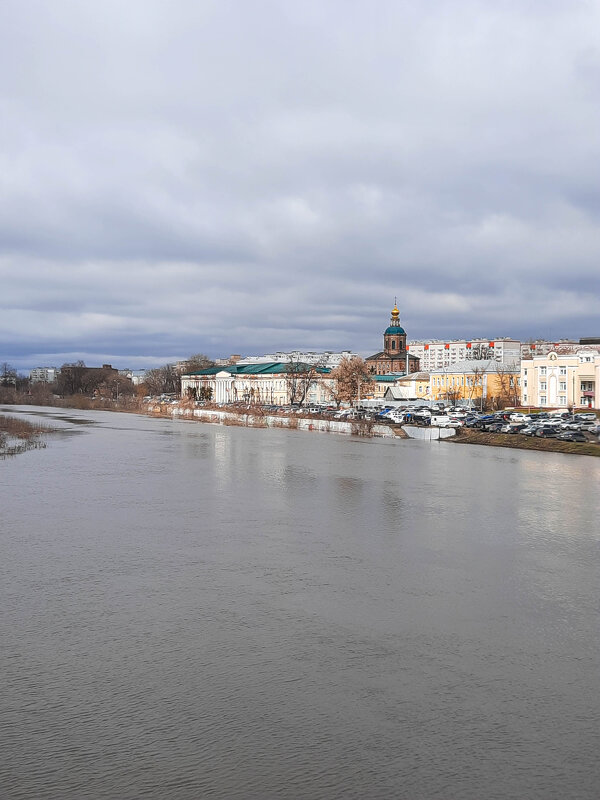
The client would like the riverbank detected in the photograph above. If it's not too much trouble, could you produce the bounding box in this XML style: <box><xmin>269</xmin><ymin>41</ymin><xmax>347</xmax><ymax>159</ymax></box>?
<box><xmin>155</xmin><ymin>403</ymin><xmax>600</xmax><ymax>455</ymax></box>
<box><xmin>449</xmin><ymin>426</ymin><xmax>600</xmax><ymax>457</ymax></box>
<box><xmin>2</xmin><ymin>401</ymin><xmax>598</xmax><ymax>456</ymax></box>
<box><xmin>166</xmin><ymin>404</ymin><xmax>396</xmax><ymax>438</ymax></box>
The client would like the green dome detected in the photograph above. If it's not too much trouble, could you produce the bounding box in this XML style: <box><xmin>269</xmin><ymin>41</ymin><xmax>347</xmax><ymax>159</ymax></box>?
<box><xmin>384</xmin><ymin>325</ymin><xmax>406</xmax><ymax>335</ymax></box>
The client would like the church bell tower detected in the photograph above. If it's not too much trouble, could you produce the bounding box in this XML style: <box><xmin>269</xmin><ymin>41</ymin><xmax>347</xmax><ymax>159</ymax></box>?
<box><xmin>383</xmin><ymin>302</ymin><xmax>407</xmax><ymax>356</ymax></box>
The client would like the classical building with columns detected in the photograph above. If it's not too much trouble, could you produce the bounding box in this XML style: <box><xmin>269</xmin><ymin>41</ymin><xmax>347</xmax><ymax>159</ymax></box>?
<box><xmin>365</xmin><ymin>303</ymin><xmax>420</xmax><ymax>375</ymax></box>
<box><xmin>181</xmin><ymin>362</ymin><xmax>335</xmax><ymax>406</ymax></box>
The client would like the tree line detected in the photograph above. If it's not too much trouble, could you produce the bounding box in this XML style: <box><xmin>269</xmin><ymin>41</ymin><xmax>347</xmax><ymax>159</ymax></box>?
<box><xmin>0</xmin><ymin>354</ymin><xmax>215</xmax><ymax>404</ymax></box>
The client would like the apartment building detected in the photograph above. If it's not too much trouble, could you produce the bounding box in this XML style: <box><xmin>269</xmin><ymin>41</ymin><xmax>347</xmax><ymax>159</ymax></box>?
<box><xmin>520</xmin><ymin>340</ymin><xmax>579</xmax><ymax>359</ymax></box>
<box><xmin>407</xmin><ymin>338</ymin><xmax>520</xmax><ymax>371</ymax></box>
<box><xmin>238</xmin><ymin>351</ymin><xmax>359</xmax><ymax>368</ymax></box>
<box><xmin>29</xmin><ymin>367</ymin><xmax>59</xmax><ymax>383</ymax></box>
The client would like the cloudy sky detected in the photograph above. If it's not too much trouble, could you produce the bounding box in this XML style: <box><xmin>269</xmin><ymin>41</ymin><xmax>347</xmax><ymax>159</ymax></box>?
<box><xmin>2</xmin><ymin>0</ymin><xmax>600</xmax><ymax>370</ymax></box>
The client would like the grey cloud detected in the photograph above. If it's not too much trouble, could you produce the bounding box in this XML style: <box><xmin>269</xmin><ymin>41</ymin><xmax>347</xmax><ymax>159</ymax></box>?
<box><xmin>1</xmin><ymin>0</ymin><xmax>600</xmax><ymax>369</ymax></box>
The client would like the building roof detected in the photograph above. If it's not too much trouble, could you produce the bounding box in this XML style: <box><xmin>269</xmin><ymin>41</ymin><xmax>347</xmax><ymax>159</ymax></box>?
<box><xmin>384</xmin><ymin>325</ymin><xmax>406</xmax><ymax>335</ymax></box>
<box><xmin>373</xmin><ymin>372</ymin><xmax>429</xmax><ymax>383</ymax></box>
<box><xmin>384</xmin><ymin>387</ymin><xmax>414</xmax><ymax>399</ymax></box>
<box><xmin>395</xmin><ymin>371</ymin><xmax>430</xmax><ymax>381</ymax></box>
<box><xmin>185</xmin><ymin>361</ymin><xmax>331</xmax><ymax>377</ymax></box>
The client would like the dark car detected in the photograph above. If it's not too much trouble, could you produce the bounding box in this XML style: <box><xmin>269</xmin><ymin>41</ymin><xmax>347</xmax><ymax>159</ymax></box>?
<box><xmin>508</xmin><ymin>424</ymin><xmax>528</xmax><ymax>434</ymax></box>
<box><xmin>556</xmin><ymin>432</ymin><xmax>587</xmax><ymax>443</ymax></box>
<box><xmin>535</xmin><ymin>427</ymin><xmax>561</xmax><ymax>438</ymax></box>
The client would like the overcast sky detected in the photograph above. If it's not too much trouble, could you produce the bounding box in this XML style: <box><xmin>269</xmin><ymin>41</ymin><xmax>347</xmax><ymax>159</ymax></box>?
<box><xmin>2</xmin><ymin>0</ymin><xmax>600</xmax><ymax>370</ymax></box>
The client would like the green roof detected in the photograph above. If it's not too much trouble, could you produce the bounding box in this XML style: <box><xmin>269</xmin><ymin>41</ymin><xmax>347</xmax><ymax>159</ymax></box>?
<box><xmin>384</xmin><ymin>325</ymin><xmax>406</xmax><ymax>335</ymax></box>
<box><xmin>187</xmin><ymin>361</ymin><xmax>331</xmax><ymax>376</ymax></box>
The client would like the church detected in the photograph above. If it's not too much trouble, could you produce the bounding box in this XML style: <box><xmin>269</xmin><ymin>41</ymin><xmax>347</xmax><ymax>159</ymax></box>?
<box><xmin>365</xmin><ymin>303</ymin><xmax>420</xmax><ymax>375</ymax></box>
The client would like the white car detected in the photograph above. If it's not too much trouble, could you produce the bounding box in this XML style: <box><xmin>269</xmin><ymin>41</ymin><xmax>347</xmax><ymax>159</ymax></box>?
<box><xmin>386</xmin><ymin>411</ymin><xmax>407</xmax><ymax>424</ymax></box>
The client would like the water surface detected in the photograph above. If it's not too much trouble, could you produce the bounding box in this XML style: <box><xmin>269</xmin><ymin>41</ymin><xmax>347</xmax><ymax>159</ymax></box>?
<box><xmin>1</xmin><ymin>407</ymin><xmax>599</xmax><ymax>799</ymax></box>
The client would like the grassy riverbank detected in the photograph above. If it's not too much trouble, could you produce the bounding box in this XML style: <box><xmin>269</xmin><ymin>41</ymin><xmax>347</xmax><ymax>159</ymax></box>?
<box><xmin>0</xmin><ymin>414</ymin><xmax>50</xmax><ymax>458</ymax></box>
<box><xmin>449</xmin><ymin>426</ymin><xmax>600</xmax><ymax>457</ymax></box>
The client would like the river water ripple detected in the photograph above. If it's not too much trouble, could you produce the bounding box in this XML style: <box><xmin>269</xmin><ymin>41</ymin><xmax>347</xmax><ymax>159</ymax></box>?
<box><xmin>1</xmin><ymin>407</ymin><xmax>599</xmax><ymax>799</ymax></box>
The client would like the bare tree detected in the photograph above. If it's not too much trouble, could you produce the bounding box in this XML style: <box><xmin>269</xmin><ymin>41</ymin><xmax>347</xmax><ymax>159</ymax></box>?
<box><xmin>444</xmin><ymin>385</ymin><xmax>462</xmax><ymax>406</ymax></box>
<box><xmin>284</xmin><ymin>356</ymin><xmax>327</xmax><ymax>406</ymax></box>
<box><xmin>56</xmin><ymin>361</ymin><xmax>87</xmax><ymax>395</ymax></box>
<box><xmin>183</xmin><ymin>353</ymin><xmax>214</xmax><ymax>372</ymax></box>
<box><xmin>330</xmin><ymin>356</ymin><xmax>374</xmax><ymax>406</ymax></box>
<box><xmin>467</xmin><ymin>366</ymin><xmax>486</xmax><ymax>410</ymax></box>
<box><xmin>144</xmin><ymin>364</ymin><xmax>180</xmax><ymax>396</ymax></box>
<box><xmin>1</xmin><ymin>363</ymin><xmax>18</xmax><ymax>387</ymax></box>
<box><xmin>494</xmin><ymin>365</ymin><xmax>520</xmax><ymax>409</ymax></box>
<box><xmin>96</xmin><ymin>373</ymin><xmax>135</xmax><ymax>400</ymax></box>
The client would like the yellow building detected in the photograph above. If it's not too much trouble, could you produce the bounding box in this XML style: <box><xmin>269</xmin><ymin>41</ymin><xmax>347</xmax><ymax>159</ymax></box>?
<box><xmin>428</xmin><ymin>360</ymin><xmax>520</xmax><ymax>408</ymax></box>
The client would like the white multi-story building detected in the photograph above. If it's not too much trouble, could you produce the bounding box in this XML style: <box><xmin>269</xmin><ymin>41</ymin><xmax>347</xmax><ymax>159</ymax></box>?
<box><xmin>237</xmin><ymin>351</ymin><xmax>359</xmax><ymax>368</ymax></box>
<box><xmin>29</xmin><ymin>367</ymin><xmax>59</xmax><ymax>383</ymax></box>
<box><xmin>520</xmin><ymin>340</ymin><xmax>579</xmax><ymax>359</ymax></box>
<box><xmin>407</xmin><ymin>339</ymin><xmax>521</xmax><ymax>371</ymax></box>
<box><xmin>521</xmin><ymin>348</ymin><xmax>600</xmax><ymax>409</ymax></box>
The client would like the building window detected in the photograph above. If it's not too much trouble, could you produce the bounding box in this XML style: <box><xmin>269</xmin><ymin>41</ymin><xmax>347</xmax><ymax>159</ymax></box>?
<box><xmin>540</xmin><ymin>396</ymin><xmax>546</xmax><ymax>405</ymax></box>
<box><xmin>559</xmin><ymin>382</ymin><xmax>566</xmax><ymax>391</ymax></box>
<box><xmin>559</xmin><ymin>396</ymin><xmax>567</xmax><ymax>405</ymax></box>
<box><xmin>559</xmin><ymin>367</ymin><xmax>566</xmax><ymax>376</ymax></box>
<box><xmin>522</xmin><ymin>394</ymin><xmax>527</xmax><ymax>403</ymax></box>
<box><xmin>391</xmin><ymin>340</ymin><xmax>396</xmax><ymax>350</ymax></box>
<box><xmin>540</xmin><ymin>382</ymin><xmax>546</xmax><ymax>391</ymax></box>
<box><xmin>540</xmin><ymin>367</ymin><xmax>547</xmax><ymax>376</ymax></box>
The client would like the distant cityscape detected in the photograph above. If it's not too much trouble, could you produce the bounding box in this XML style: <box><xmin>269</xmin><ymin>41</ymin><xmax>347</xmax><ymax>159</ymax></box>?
<box><xmin>14</xmin><ymin>303</ymin><xmax>600</xmax><ymax>410</ymax></box>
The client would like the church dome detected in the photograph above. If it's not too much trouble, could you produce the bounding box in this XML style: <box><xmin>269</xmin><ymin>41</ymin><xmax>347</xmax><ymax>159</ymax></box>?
<box><xmin>391</xmin><ymin>304</ymin><xmax>400</xmax><ymax>319</ymax></box>
<box><xmin>385</xmin><ymin>325</ymin><xmax>406</xmax><ymax>335</ymax></box>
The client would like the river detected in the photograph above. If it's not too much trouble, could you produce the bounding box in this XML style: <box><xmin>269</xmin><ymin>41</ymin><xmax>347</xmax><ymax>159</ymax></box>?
<box><xmin>1</xmin><ymin>406</ymin><xmax>599</xmax><ymax>799</ymax></box>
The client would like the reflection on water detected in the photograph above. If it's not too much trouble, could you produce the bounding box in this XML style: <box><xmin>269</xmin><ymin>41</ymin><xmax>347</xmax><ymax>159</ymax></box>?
<box><xmin>1</xmin><ymin>407</ymin><xmax>599</xmax><ymax>800</ymax></box>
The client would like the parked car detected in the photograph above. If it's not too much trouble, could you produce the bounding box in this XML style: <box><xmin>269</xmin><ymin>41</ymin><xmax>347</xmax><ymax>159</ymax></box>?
<box><xmin>535</xmin><ymin>427</ymin><xmax>561</xmax><ymax>438</ymax></box>
<box><xmin>521</xmin><ymin>426</ymin><xmax>538</xmax><ymax>436</ymax></box>
<box><xmin>508</xmin><ymin>424</ymin><xmax>528</xmax><ymax>434</ymax></box>
<box><xmin>556</xmin><ymin>432</ymin><xmax>587</xmax><ymax>442</ymax></box>
<box><xmin>385</xmin><ymin>413</ymin><xmax>406</xmax><ymax>424</ymax></box>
